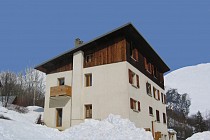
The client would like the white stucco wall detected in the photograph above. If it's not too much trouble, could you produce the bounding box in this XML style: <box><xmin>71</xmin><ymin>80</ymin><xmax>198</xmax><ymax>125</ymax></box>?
<box><xmin>127</xmin><ymin>62</ymin><xmax>168</xmax><ymax>139</ymax></box>
<box><xmin>44</xmin><ymin>71</ymin><xmax>72</xmax><ymax>130</ymax></box>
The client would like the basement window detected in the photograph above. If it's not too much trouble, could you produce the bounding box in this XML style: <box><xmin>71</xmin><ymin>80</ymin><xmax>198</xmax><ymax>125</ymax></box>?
<box><xmin>85</xmin><ymin>105</ymin><xmax>92</xmax><ymax>119</ymax></box>
<box><xmin>85</xmin><ymin>74</ymin><xmax>92</xmax><ymax>87</ymax></box>
<box><xmin>56</xmin><ymin>108</ymin><xmax>62</xmax><ymax>127</ymax></box>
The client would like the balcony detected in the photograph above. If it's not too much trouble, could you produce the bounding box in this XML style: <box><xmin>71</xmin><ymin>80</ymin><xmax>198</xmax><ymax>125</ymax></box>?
<box><xmin>50</xmin><ymin>85</ymin><xmax>72</xmax><ymax>97</ymax></box>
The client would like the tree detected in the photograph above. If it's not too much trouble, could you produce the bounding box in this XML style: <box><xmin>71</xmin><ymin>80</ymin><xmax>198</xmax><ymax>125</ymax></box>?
<box><xmin>193</xmin><ymin>111</ymin><xmax>208</xmax><ymax>133</ymax></box>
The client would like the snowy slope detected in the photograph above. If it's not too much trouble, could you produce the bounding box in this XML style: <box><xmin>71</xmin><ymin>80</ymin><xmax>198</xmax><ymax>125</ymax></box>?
<box><xmin>165</xmin><ymin>63</ymin><xmax>210</xmax><ymax>114</ymax></box>
<box><xmin>186</xmin><ymin>131</ymin><xmax>210</xmax><ymax>140</ymax></box>
<box><xmin>0</xmin><ymin>105</ymin><xmax>153</xmax><ymax>140</ymax></box>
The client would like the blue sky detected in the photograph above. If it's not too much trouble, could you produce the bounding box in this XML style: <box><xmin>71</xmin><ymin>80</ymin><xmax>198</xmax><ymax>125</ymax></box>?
<box><xmin>0</xmin><ymin>0</ymin><xmax>209</xmax><ymax>73</ymax></box>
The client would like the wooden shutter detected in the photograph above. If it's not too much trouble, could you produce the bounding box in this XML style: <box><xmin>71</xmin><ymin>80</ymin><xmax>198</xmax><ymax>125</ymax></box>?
<box><xmin>136</xmin><ymin>75</ymin><xmax>139</xmax><ymax>88</ymax></box>
<box><xmin>144</xmin><ymin>58</ymin><xmax>148</xmax><ymax>70</ymax></box>
<box><xmin>153</xmin><ymin>87</ymin><xmax>156</xmax><ymax>99</ymax></box>
<box><xmin>128</xmin><ymin>69</ymin><xmax>133</xmax><ymax>84</ymax></box>
<box><xmin>157</xmin><ymin>90</ymin><xmax>160</xmax><ymax>100</ymax></box>
<box><xmin>133</xmin><ymin>49</ymin><xmax>138</xmax><ymax>61</ymax></box>
<box><xmin>130</xmin><ymin>98</ymin><xmax>133</xmax><ymax>109</ymax></box>
<box><xmin>138</xmin><ymin>101</ymin><xmax>140</xmax><ymax>111</ymax></box>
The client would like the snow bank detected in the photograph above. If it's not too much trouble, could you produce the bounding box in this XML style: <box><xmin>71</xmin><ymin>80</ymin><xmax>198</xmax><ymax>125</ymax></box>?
<box><xmin>62</xmin><ymin>114</ymin><xmax>153</xmax><ymax>140</ymax></box>
<box><xmin>186</xmin><ymin>131</ymin><xmax>210</xmax><ymax>140</ymax></box>
<box><xmin>0</xmin><ymin>105</ymin><xmax>153</xmax><ymax>140</ymax></box>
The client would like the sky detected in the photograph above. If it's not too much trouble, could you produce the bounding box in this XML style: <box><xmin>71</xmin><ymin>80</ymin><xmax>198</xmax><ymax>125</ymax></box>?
<box><xmin>0</xmin><ymin>0</ymin><xmax>210</xmax><ymax>73</ymax></box>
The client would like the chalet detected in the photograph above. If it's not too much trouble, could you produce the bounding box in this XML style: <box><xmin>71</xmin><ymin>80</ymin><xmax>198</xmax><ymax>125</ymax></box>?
<box><xmin>35</xmin><ymin>23</ymin><xmax>170</xmax><ymax>140</ymax></box>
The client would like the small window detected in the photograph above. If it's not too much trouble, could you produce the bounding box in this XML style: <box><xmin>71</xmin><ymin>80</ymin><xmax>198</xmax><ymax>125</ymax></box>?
<box><xmin>161</xmin><ymin>93</ymin><xmax>164</xmax><ymax>103</ymax></box>
<box><xmin>56</xmin><ymin>108</ymin><xmax>62</xmax><ymax>127</ymax></box>
<box><xmin>85</xmin><ymin>74</ymin><xmax>92</xmax><ymax>87</ymax></box>
<box><xmin>146</xmin><ymin>82</ymin><xmax>152</xmax><ymax>96</ymax></box>
<box><xmin>130</xmin><ymin>98</ymin><xmax>140</xmax><ymax>112</ymax></box>
<box><xmin>128</xmin><ymin>69</ymin><xmax>139</xmax><ymax>88</ymax></box>
<box><xmin>149</xmin><ymin>106</ymin><xmax>153</xmax><ymax>116</ymax></box>
<box><xmin>86</xmin><ymin>54</ymin><xmax>93</xmax><ymax>63</ymax></box>
<box><xmin>163</xmin><ymin>113</ymin><xmax>166</xmax><ymax>124</ymax></box>
<box><xmin>129</xmin><ymin>41</ymin><xmax>138</xmax><ymax>61</ymax></box>
<box><xmin>85</xmin><ymin>105</ymin><xmax>92</xmax><ymax>119</ymax></box>
<box><xmin>58</xmin><ymin>78</ymin><xmax>65</xmax><ymax>86</ymax></box>
<box><xmin>153</xmin><ymin>87</ymin><xmax>160</xmax><ymax>100</ymax></box>
<box><xmin>156</xmin><ymin>110</ymin><xmax>160</xmax><ymax>122</ymax></box>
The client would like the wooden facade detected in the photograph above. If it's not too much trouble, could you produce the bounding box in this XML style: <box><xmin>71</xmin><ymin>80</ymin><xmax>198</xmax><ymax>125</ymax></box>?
<box><xmin>84</xmin><ymin>37</ymin><xmax>126</xmax><ymax>68</ymax></box>
<box><xmin>50</xmin><ymin>85</ymin><xmax>72</xmax><ymax>97</ymax></box>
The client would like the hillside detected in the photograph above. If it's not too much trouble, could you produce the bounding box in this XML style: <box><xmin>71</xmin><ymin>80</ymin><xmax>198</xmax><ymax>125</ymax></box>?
<box><xmin>164</xmin><ymin>63</ymin><xmax>210</xmax><ymax>115</ymax></box>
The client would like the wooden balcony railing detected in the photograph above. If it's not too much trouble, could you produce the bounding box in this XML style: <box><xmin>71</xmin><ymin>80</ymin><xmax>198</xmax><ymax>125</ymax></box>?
<box><xmin>50</xmin><ymin>85</ymin><xmax>72</xmax><ymax>97</ymax></box>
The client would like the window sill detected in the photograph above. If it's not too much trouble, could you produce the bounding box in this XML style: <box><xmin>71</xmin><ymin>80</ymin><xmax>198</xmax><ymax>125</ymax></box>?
<box><xmin>149</xmin><ymin>114</ymin><xmax>154</xmax><ymax>117</ymax></box>
<box><xmin>131</xmin><ymin>84</ymin><xmax>139</xmax><ymax>89</ymax></box>
<box><xmin>132</xmin><ymin>109</ymin><xmax>140</xmax><ymax>113</ymax></box>
<box><xmin>130</xmin><ymin>56</ymin><xmax>138</xmax><ymax>62</ymax></box>
<box><xmin>147</xmin><ymin>93</ymin><xmax>152</xmax><ymax>97</ymax></box>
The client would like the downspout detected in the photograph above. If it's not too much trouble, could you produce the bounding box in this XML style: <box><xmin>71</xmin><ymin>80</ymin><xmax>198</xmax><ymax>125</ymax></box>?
<box><xmin>70</xmin><ymin>68</ymin><xmax>73</xmax><ymax>127</ymax></box>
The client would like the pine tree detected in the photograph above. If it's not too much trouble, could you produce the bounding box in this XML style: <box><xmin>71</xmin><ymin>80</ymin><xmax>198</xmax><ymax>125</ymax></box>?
<box><xmin>194</xmin><ymin>111</ymin><xmax>208</xmax><ymax>133</ymax></box>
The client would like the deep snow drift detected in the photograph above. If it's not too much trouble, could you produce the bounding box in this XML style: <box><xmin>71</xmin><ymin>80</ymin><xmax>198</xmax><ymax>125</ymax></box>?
<box><xmin>165</xmin><ymin>63</ymin><xmax>210</xmax><ymax>114</ymax></box>
<box><xmin>0</xmin><ymin>105</ymin><xmax>153</xmax><ymax>140</ymax></box>
<box><xmin>186</xmin><ymin>131</ymin><xmax>210</xmax><ymax>140</ymax></box>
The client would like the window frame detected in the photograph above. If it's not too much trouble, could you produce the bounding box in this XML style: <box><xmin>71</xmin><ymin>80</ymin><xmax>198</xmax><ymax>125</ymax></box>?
<box><xmin>85</xmin><ymin>53</ymin><xmax>93</xmax><ymax>63</ymax></box>
<box><xmin>85</xmin><ymin>104</ymin><xmax>92</xmax><ymax>119</ymax></box>
<box><xmin>149</xmin><ymin>106</ymin><xmax>153</xmax><ymax>116</ymax></box>
<box><xmin>156</xmin><ymin>110</ymin><xmax>160</xmax><ymax>122</ymax></box>
<box><xmin>146</xmin><ymin>82</ymin><xmax>152</xmax><ymax>96</ymax></box>
<box><xmin>85</xmin><ymin>74</ymin><xmax>92</xmax><ymax>87</ymax></box>
<box><xmin>56</xmin><ymin>108</ymin><xmax>62</xmax><ymax>127</ymax></box>
<box><xmin>58</xmin><ymin>78</ymin><xmax>65</xmax><ymax>86</ymax></box>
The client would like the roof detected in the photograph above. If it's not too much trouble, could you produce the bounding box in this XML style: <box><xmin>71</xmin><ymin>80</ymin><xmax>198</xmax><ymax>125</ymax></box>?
<box><xmin>35</xmin><ymin>23</ymin><xmax>170</xmax><ymax>73</ymax></box>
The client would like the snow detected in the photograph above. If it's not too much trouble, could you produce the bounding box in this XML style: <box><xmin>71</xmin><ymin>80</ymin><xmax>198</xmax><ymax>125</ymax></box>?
<box><xmin>186</xmin><ymin>131</ymin><xmax>210</xmax><ymax>140</ymax></box>
<box><xmin>165</xmin><ymin>63</ymin><xmax>210</xmax><ymax>115</ymax></box>
<box><xmin>0</xmin><ymin>105</ymin><xmax>153</xmax><ymax>140</ymax></box>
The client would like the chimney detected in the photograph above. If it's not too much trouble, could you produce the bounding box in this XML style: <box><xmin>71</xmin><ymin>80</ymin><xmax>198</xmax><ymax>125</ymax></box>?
<box><xmin>75</xmin><ymin>38</ymin><xmax>83</xmax><ymax>48</ymax></box>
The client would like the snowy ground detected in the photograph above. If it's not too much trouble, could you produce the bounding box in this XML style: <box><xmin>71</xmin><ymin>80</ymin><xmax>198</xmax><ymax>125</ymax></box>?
<box><xmin>186</xmin><ymin>131</ymin><xmax>210</xmax><ymax>140</ymax></box>
<box><xmin>0</xmin><ymin>105</ymin><xmax>153</xmax><ymax>140</ymax></box>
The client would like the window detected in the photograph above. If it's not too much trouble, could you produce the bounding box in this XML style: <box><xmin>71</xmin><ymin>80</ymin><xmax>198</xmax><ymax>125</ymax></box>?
<box><xmin>156</xmin><ymin>110</ymin><xmax>160</xmax><ymax>122</ymax></box>
<box><xmin>129</xmin><ymin>42</ymin><xmax>138</xmax><ymax>61</ymax></box>
<box><xmin>153</xmin><ymin>87</ymin><xmax>160</xmax><ymax>100</ymax></box>
<box><xmin>163</xmin><ymin>113</ymin><xmax>166</xmax><ymax>124</ymax></box>
<box><xmin>164</xmin><ymin>94</ymin><xmax>167</xmax><ymax>104</ymax></box>
<box><xmin>86</xmin><ymin>54</ymin><xmax>93</xmax><ymax>63</ymax></box>
<box><xmin>161</xmin><ymin>93</ymin><xmax>164</xmax><ymax>103</ymax></box>
<box><xmin>130</xmin><ymin>98</ymin><xmax>140</xmax><ymax>112</ymax></box>
<box><xmin>56</xmin><ymin>108</ymin><xmax>62</xmax><ymax>127</ymax></box>
<box><xmin>85</xmin><ymin>105</ymin><xmax>92</xmax><ymax>119</ymax></box>
<box><xmin>154</xmin><ymin>67</ymin><xmax>159</xmax><ymax>78</ymax></box>
<box><xmin>128</xmin><ymin>69</ymin><xmax>139</xmax><ymax>88</ymax></box>
<box><xmin>144</xmin><ymin>58</ymin><xmax>153</xmax><ymax>73</ymax></box>
<box><xmin>149</xmin><ymin>106</ymin><xmax>153</xmax><ymax>116</ymax></box>
<box><xmin>146</xmin><ymin>82</ymin><xmax>152</xmax><ymax>96</ymax></box>
<box><xmin>58</xmin><ymin>78</ymin><xmax>65</xmax><ymax>86</ymax></box>
<box><xmin>85</xmin><ymin>74</ymin><xmax>92</xmax><ymax>87</ymax></box>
